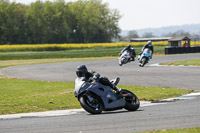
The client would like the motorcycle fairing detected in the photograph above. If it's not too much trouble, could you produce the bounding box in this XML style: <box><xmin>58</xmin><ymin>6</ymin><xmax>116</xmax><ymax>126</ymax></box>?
<box><xmin>139</xmin><ymin>48</ymin><xmax>152</xmax><ymax>62</ymax></box>
<box><xmin>119</xmin><ymin>50</ymin><xmax>131</xmax><ymax>66</ymax></box>
<box><xmin>88</xmin><ymin>83</ymin><xmax>126</xmax><ymax>109</ymax></box>
<box><xmin>74</xmin><ymin>77</ymin><xmax>91</xmax><ymax>98</ymax></box>
<box><xmin>75</xmin><ymin>77</ymin><xmax>125</xmax><ymax>110</ymax></box>
<box><xmin>119</xmin><ymin>50</ymin><xmax>130</xmax><ymax>62</ymax></box>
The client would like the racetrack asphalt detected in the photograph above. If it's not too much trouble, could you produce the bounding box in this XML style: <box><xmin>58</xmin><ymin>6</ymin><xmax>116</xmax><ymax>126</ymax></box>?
<box><xmin>1</xmin><ymin>53</ymin><xmax>200</xmax><ymax>91</ymax></box>
<box><xmin>0</xmin><ymin>53</ymin><xmax>200</xmax><ymax>133</ymax></box>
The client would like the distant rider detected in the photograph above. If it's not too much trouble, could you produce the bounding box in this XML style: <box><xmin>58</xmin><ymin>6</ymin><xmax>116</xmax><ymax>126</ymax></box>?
<box><xmin>120</xmin><ymin>44</ymin><xmax>136</xmax><ymax>61</ymax></box>
<box><xmin>139</xmin><ymin>41</ymin><xmax>154</xmax><ymax>58</ymax></box>
<box><xmin>76</xmin><ymin>65</ymin><xmax>121</xmax><ymax>92</ymax></box>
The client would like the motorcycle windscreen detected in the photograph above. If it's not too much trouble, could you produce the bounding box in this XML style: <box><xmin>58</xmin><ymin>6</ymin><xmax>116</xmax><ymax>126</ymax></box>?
<box><xmin>74</xmin><ymin>77</ymin><xmax>92</xmax><ymax>97</ymax></box>
<box><xmin>74</xmin><ymin>77</ymin><xmax>86</xmax><ymax>95</ymax></box>
<box><xmin>143</xmin><ymin>48</ymin><xmax>152</xmax><ymax>53</ymax></box>
<box><xmin>143</xmin><ymin>48</ymin><xmax>152</xmax><ymax>57</ymax></box>
<box><xmin>121</xmin><ymin>50</ymin><xmax>130</xmax><ymax>57</ymax></box>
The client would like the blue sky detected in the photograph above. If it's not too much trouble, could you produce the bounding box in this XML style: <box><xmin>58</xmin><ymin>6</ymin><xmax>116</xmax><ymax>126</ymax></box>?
<box><xmin>11</xmin><ymin>0</ymin><xmax>200</xmax><ymax>30</ymax></box>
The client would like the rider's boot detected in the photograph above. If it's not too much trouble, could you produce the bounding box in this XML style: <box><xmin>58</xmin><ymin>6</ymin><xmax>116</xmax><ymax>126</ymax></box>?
<box><xmin>114</xmin><ymin>86</ymin><xmax>122</xmax><ymax>99</ymax></box>
<box><xmin>131</xmin><ymin>56</ymin><xmax>135</xmax><ymax>61</ymax></box>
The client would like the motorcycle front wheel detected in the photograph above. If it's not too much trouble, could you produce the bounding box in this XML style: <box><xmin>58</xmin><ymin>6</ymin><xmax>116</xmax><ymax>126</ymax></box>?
<box><xmin>79</xmin><ymin>94</ymin><xmax>103</xmax><ymax>114</ymax></box>
<box><xmin>140</xmin><ymin>57</ymin><xmax>147</xmax><ymax>67</ymax></box>
<box><xmin>121</xmin><ymin>89</ymin><xmax>140</xmax><ymax>111</ymax></box>
<box><xmin>119</xmin><ymin>58</ymin><xmax>123</xmax><ymax>66</ymax></box>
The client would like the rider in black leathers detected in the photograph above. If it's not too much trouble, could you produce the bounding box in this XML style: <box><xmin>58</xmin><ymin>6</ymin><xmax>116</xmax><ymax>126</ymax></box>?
<box><xmin>76</xmin><ymin>65</ymin><xmax>121</xmax><ymax>92</ymax></box>
<box><xmin>120</xmin><ymin>44</ymin><xmax>136</xmax><ymax>61</ymax></box>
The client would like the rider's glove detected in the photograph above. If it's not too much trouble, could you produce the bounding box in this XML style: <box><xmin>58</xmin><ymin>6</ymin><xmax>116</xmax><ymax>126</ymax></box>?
<box><xmin>89</xmin><ymin>70</ymin><xmax>96</xmax><ymax>74</ymax></box>
<box><xmin>93</xmin><ymin>73</ymin><xmax>100</xmax><ymax>80</ymax></box>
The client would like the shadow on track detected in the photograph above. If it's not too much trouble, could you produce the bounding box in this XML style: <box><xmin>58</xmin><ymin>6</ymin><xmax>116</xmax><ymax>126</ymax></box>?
<box><xmin>86</xmin><ymin>109</ymin><xmax>144</xmax><ymax>115</ymax></box>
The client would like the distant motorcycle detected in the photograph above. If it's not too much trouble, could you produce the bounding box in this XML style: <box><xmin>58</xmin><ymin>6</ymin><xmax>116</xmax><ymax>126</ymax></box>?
<box><xmin>119</xmin><ymin>49</ymin><xmax>135</xmax><ymax>66</ymax></box>
<box><xmin>138</xmin><ymin>48</ymin><xmax>152</xmax><ymax>67</ymax></box>
<box><xmin>74</xmin><ymin>75</ymin><xmax>140</xmax><ymax>114</ymax></box>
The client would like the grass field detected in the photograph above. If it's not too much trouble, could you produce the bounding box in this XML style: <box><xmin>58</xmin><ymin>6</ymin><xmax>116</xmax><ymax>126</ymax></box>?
<box><xmin>140</xmin><ymin>127</ymin><xmax>200</xmax><ymax>133</ymax></box>
<box><xmin>0</xmin><ymin>41</ymin><xmax>199</xmax><ymax>52</ymax></box>
<box><xmin>0</xmin><ymin>57</ymin><xmax>116</xmax><ymax>69</ymax></box>
<box><xmin>160</xmin><ymin>59</ymin><xmax>200</xmax><ymax>66</ymax></box>
<box><xmin>0</xmin><ymin>75</ymin><xmax>192</xmax><ymax>115</ymax></box>
<box><xmin>0</xmin><ymin>42</ymin><xmax>167</xmax><ymax>52</ymax></box>
<box><xmin>0</xmin><ymin>46</ymin><xmax>165</xmax><ymax>60</ymax></box>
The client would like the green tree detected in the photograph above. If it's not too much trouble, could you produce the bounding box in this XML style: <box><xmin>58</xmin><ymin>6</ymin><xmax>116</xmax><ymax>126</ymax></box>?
<box><xmin>128</xmin><ymin>30</ymin><xmax>139</xmax><ymax>39</ymax></box>
<box><xmin>142</xmin><ymin>32</ymin><xmax>155</xmax><ymax>38</ymax></box>
<box><xmin>25</xmin><ymin>1</ymin><xmax>46</xmax><ymax>43</ymax></box>
<box><xmin>69</xmin><ymin>0</ymin><xmax>121</xmax><ymax>43</ymax></box>
<box><xmin>0</xmin><ymin>1</ymin><xmax>27</xmax><ymax>44</ymax></box>
<box><xmin>41</xmin><ymin>0</ymin><xmax>72</xmax><ymax>43</ymax></box>
<box><xmin>0</xmin><ymin>0</ymin><xmax>121</xmax><ymax>44</ymax></box>
<box><xmin>25</xmin><ymin>0</ymin><xmax>73</xmax><ymax>44</ymax></box>
<box><xmin>0</xmin><ymin>0</ymin><xmax>8</xmax><ymax>44</ymax></box>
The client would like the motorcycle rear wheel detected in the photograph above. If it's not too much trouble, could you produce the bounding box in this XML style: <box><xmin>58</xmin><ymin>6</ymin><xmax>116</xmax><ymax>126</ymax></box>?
<box><xmin>79</xmin><ymin>95</ymin><xmax>103</xmax><ymax>114</ymax></box>
<box><xmin>121</xmin><ymin>89</ymin><xmax>140</xmax><ymax>111</ymax></box>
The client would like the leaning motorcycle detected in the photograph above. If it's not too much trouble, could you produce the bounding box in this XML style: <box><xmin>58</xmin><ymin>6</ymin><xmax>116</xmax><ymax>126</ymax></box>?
<box><xmin>119</xmin><ymin>50</ymin><xmax>134</xmax><ymax>66</ymax></box>
<box><xmin>138</xmin><ymin>48</ymin><xmax>152</xmax><ymax>67</ymax></box>
<box><xmin>74</xmin><ymin>75</ymin><xmax>140</xmax><ymax>114</ymax></box>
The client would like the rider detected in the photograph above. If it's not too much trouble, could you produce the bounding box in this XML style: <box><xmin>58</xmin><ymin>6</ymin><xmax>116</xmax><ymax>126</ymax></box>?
<box><xmin>76</xmin><ymin>65</ymin><xmax>121</xmax><ymax>92</ymax></box>
<box><xmin>139</xmin><ymin>40</ymin><xmax>154</xmax><ymax>58</ymax></box>
<box><xmin>120</xmin><ymin>44</ymin><xmax>136</xmax><ymax>61</ymax></box>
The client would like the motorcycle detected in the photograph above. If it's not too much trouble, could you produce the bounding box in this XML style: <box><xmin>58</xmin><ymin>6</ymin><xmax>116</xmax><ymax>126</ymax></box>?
<box><xmin>74</xmin><ymin>75</ymin><xmax>140</xmax><ymax>114</ymax></box>
<box><xmin>138</xmin><ymin>48</ymin><xmax>152</xmax><ymax>67</ymax></box>
<box><xmin>119</xmin><ymin>49</ymin><xmax>135</xmax><ymax>66</ymax></box>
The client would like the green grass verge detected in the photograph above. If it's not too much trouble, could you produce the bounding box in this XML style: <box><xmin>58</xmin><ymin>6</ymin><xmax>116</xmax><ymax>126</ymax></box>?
<box><xmin>0</xmin><ymin>46</ymin><xmax>165</xmax><ymax>60</ymax></box>
<box><xmin>119</xmin><ymin>85</ymin><xmax>192</xmax><ymax>101</ymax></box>
<box><xmin>140</xmin><ymin>127</ymin><xmax>200</xmax><ymax>133</ymax></box>
<box><xmin>0</xmin><ymin>57</ymin><xmax>116</xmax><ymax>69</ymax></box>
<box><xmin>0</xmin><ymin>76</ymin><xmax>192</xmax><ymax>115</ymax></box>
<box><xmin>0</xmin><ymin>76</ymin><xmax>78</xmax><ymax>114</ymax></box>
<box><xmin>160</xmin><ymin>59</ymin><xmax>200</xmax><ymax>66</ymax></box>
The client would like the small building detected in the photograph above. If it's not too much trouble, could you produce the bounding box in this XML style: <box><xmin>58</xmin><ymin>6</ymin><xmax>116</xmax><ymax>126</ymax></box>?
<box><xmin>168</xmin><ymin>36</ymin><xmax>191</xmax><ymax>47</ymax></box>
<box><xmin>165</xmin><ymin>36</ymin><xmax>200</xmax><ymax>54</ymax></box>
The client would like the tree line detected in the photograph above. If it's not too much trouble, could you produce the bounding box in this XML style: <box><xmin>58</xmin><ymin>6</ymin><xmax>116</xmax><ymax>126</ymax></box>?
<box><xmin>0</xmin><ymin>0</ymin><xmax>121</xmax><ymax>44</ymax></box>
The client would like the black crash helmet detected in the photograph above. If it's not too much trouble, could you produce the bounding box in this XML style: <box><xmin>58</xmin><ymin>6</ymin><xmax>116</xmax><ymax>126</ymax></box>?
<box><xmin>127</xmin><ymin>44</ymin><xmax>131</xmax><ymax>48</ymax></box>
<box><xmin>76</xmin><ymin>65</ymin><xmax>88</xmax><ymax>77</ymax></box>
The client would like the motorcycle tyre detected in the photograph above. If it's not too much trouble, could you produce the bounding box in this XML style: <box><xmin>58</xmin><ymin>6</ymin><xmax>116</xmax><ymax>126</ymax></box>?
<box><xmin>119</xmin><ymin>59</ymin><xmax>123</xmax><ymax>66</ymax></box>
<box><xmin>79</xmin><ymin>95</ymin><xmax>103</xmax><ymax>114</ymax></box>
<box><xmin>140</xmin><ymin>57</ymin><xmax>147</xmax><ymax>67</ymax></box>
<box><xmin>119</xmin><ymin>58</ymin><xmax>126</xmax><ymax>66</ymax></box>
<box><xmin>121</xmin><ymin>89</ymin><xmax>140</xmax><ymax>111</ymax></box>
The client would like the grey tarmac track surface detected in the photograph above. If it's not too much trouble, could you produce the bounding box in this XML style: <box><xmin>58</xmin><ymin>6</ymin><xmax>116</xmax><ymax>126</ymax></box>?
<box><xmin>1</xmin><ymin>53</ymin><xmax>200</xmax><ymax>90</ymax></box>
<box><xmin>0</xmin><ymin>53</ymin><xmax>200</xmax><ymax>133</ymax></box>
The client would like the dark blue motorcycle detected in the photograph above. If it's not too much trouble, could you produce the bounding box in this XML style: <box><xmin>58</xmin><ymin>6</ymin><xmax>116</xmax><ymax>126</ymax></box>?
<box><xmin>74</xmin><ymin>75</ymin><xmax>140</xmax><ymax>114</ymax></box>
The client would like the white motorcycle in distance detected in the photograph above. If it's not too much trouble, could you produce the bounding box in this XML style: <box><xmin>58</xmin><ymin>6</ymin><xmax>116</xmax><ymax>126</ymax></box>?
<box><xmin>119</xmin><ymin>49</ymin><xmax>135</xmax><ymax>66</ymax></box>
<box><xmin>138</xmin><ymin>48</ymin><xmax>152</xmax><ymax>67</ymax></box>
